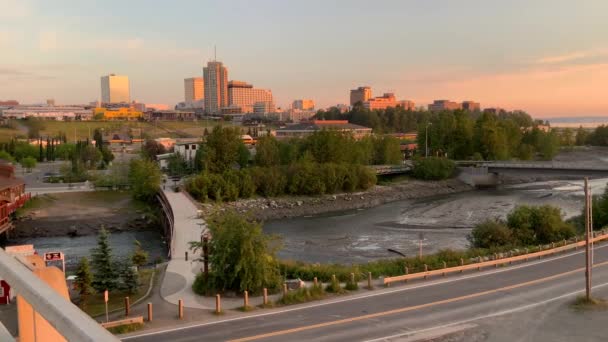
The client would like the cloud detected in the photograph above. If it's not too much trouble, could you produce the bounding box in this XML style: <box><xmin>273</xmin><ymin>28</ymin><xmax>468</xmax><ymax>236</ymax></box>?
<box><xmin>0</xmin><ymin>0</ymin><xmax>30</xmax><ymax>18</ymax></box>
<box><xmin>536</xmin><ymin>48</ymin><xmax>608</xmax><ymax>64</ymax></box>
<box><xmin>39</xmin><ymin>30</ymin><xmax>57</xmax><ymax>52</ymax></box>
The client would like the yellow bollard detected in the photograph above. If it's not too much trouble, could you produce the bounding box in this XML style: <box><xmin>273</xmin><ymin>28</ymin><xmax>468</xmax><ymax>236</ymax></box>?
<box><xmin>215</xmin><ymin>294</ymin><xmax>221</xmax><ymax>314</ymax></box>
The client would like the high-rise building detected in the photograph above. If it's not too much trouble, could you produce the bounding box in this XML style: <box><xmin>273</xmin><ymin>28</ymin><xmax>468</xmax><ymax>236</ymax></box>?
<box><xmin>293</xmin><ymin>99</ymin><xmax>315</xmax><ymax>110</ymax></box>
<box><xmin>227</xmin><ymin>80</ymin><xmax>273</xmax><ymax>113</ymax></box>
<box><xmin>462</xmin><ymin>101</ymin><xmax>481</xmax><ymax>111</ymax></box>
<box><xmin>203</xmin><ymin>61</ymin><xmax>228</xmax><ymax>115</ymax></box>
<box><xmin>428</xmin><ymin>100</ymin><xmax>462</xmax><ymax>111</ymax></box>
<box><xmin>184</xmin><ymin>77</ymin><xmax>204</xmax><ymax>103</ymax></box>
<box><xmin>100</xmin><ymin>74</ymin><xmax>130</xmax><ymax>104</ymax></box>
<box><xmin>350</xmin><ymin>86</ymin><xmax>372</xmax><ymax>106</ymax></box>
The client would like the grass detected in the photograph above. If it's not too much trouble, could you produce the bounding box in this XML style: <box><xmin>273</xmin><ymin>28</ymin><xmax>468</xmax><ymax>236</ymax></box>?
<box><xmin>81</xmin><ymin>269</ymin><xmax>154</xmax><ymax>317</ymax></box>
<box><xmin>571</xmin><ymin>295</ymin><xmax>608</xmax><ymax>311</ymax></box>
<box><xmin>325</xmin><ymin>276</ymin><xmax>345</xmax><ymax>294</ymax></box>
<box><xmin>0</xmin><ymin>127</ymin><xmax>23</xmax><ymax>142</ymax></box>
<box><xmin>106</xmin><ymin>322</ymin><xmax>144</xmax><ymax>334</ymax></box>
<box><xmin>237</xmin><ymin>305</ymin><xmax>255</xmax><ymax>312</ymax></box>
<box><xmin>278</xmin><ymin>284</ymin><xmax>326</xmax><ymax>305</ymax></box>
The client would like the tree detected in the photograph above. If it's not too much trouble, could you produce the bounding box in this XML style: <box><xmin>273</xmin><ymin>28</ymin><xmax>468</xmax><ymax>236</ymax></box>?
<box><xmin>131</xmin><ymin>240</ymin><xmax>149</xmax><ymax>267</ymax></box>
<box><xmin>0</xmin><ymin>150</ymin><xmax>15</xmax><ymax>163</ymax></box>
<box><xmin>190</xmin><ymin>211</ymin><xmax>282</xmax><ymax>294</ymax></box>
<box><xmin>204</xmin><ymin>126</ymin><xmax>243</xmax><ymax>173</ymax></box>
<box><xmin>254</xmin><ymin>135</ymin><xmax>281</xmax><ymax>167</ymax></box>
<box><xmin>237</xmin><ymin>144</ymin><xmax>250</xmax><ymax>169</ymax></box>
<box><xmin>167</xmin><ymin>153</ymin><xmax>188</xmax><ymax>177</ymax></box>
<box><xmin>141</xmin><ymin>140</ymin><xmax>166</xmax><ymax>161</ymax></box>
<box><xmin>91</xmin><ymin>227</ymin><xmax>118</xmax><ymax>292</ymax></box>
<box><xmin>412</xmin><ymin>157</ymin><xmax>455</xmax><ymax>180</ymax></box>
<box><xmin>74</xmin><ymin>257</ymin><xmax>94</xmax><ymax>309</ymax></box>
<box><xmin>129</xmin><ymin>158</ymin><xmax>161</xmax><ymax>201</ymax></box>
<box><xmin>20</xmin><ymin>156</ymin><xmax>37</xmax><ymax>173</ymax></box>
<box><xmin>93</xmin><ymin>129</ymin><xmax>104</xmax><ymax>150</ymax></box>
<box><xmin>507</xmin><ymin>205</ymin><xmax>575</xmax><ymax>245</ymax></box>
<box><xmin>575</xmin><ymin>126</ymin><xmax>588</xmax><ymax>146</ymax></box>
<box><xmin>120</xmin><ymin>259</ymin><xmax>139</xmax><ymax>294</ymax></box>
<box><xmin>81</xmin><ymin>145</ymin><xmax>102</xmax><ymax>169</ymax></box>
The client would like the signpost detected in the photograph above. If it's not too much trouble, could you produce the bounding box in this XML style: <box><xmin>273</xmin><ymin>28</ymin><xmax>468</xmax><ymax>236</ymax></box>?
<box><xmin>104</xmin><ymin>290</ymin><xmax>109</xmax><ymax>323</ymax></box>
<box><xmin>44</xmin><ymin>251</ymin><xmax>65</xmax><ymax>274</ymax></box>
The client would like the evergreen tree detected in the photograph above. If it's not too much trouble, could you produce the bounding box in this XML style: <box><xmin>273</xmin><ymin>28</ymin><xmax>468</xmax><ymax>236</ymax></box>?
<box><xmin>121</xmin><ymin>259</ymin><xmax>139</xmax><ymax>294</ymax></box>
<box><xmin>74</xmin><ymin>257</ymin><xmax>94</xmax><ymax>309</ymax></box>
<box><xmin>38</xmin><ymin>139</ymin><xmax>44</xmax><ymax>162</ymax></box>
<box><xmin>91</xmin><ymin>227</ymin><xmax>118</xmax><ymax>292</ymax></box>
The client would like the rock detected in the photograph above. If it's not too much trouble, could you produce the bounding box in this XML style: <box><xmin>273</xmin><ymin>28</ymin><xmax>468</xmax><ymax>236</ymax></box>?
<box><xmin>331</xmin><ymin>195</ymin><xmax>337</xmax><ymax>200</ymax></box>
<box><xmin>296</xmin><ymin>201</ymin><xmax>303</xmax><ymax>206</ymax></box>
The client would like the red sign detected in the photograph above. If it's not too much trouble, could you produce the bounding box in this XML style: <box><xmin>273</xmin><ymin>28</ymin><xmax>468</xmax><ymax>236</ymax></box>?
<box><xmin>44</xmin><ymin>252</ymin><xmax>63</xmax><ymax>262</ymax></box>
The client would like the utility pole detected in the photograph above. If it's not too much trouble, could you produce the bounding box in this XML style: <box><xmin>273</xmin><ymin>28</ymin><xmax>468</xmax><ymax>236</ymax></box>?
<box><xmin>585</xmin><ymin>177</ymin><xmax>592</xmax><ymax>300</ymax></box>
<box><xmin>425</xmin><ymin>122</ymin><xmax>432</xmax><ymax>157</ymax></box>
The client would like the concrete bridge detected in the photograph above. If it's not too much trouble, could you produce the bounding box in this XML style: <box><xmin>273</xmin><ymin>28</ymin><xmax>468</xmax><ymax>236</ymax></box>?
<box><xmin>456</xmin><ymin>161</ymin><xmax>608</xmax><ymax>187</ymax></box>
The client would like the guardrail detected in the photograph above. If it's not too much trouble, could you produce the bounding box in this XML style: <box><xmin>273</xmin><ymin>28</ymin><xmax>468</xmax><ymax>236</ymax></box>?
<box><xmin>383</xmin><ymin>232</ymin><xmax>608</xmax><ymax>285</ymax></box>
<box><xmin>101</xmin><ymin>316</ymin><xmax>143</xmax><ymax>329</ymax></box>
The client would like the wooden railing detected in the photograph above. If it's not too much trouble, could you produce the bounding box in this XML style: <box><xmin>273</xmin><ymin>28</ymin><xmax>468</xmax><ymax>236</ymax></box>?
<box><xmin>156</xmin><ymin>191</ymin><xmax>175</xmax><ymax>258</ymax></box>
<box><xmin>383</xmin><ymin>232</ymin><xmax>608</xmax><ymax>285</ymax></box>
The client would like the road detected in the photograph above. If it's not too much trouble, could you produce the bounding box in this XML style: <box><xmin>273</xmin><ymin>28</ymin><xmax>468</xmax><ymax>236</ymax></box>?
<box><xmin>122</xmin><ymin>243</ymin><xmax>608</xmax><ymax>342</ymax></box>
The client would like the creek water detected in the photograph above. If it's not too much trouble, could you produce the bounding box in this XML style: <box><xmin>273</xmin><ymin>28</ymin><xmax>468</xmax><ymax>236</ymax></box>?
<box><xmin>263</xmin><ymin>178</ymin><xmax>608</xmax><ymax>264</ymax></box>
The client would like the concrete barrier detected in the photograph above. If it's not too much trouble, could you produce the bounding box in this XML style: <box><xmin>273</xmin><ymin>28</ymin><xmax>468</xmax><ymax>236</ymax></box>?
<box><xmin>384</xmin><ymin>233</ymin><xmax>608</xmax><ymax>286</ymax></box>
<box><xmin>101</xmin><ymin>316</ymin><xmax>143</xmax><ymax>329</ymax></box>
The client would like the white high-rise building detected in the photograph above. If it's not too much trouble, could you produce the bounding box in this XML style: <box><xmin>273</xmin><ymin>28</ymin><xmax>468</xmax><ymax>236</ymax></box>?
<box><xmin>184</xmin><ymin>77</ymin><xmax>204</xmax><ymax>103</ymax></box>
<box><xmin>203</xmin><ymin>61</ymin><xmax>228</xmax><ymax>115</ymax></box>
<box><xmin>100</xmin><ymin>74</ymin><xmax>130</xmax><ymax>104</ymax></box>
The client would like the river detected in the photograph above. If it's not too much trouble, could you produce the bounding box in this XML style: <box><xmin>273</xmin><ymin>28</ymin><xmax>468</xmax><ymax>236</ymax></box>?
<box><xmin>263</xmin><ymin>178</ymin><xmax>608</xmax><ymax>264</ymax></box>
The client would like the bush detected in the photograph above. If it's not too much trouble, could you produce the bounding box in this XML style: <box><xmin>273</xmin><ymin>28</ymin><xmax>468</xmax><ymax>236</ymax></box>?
<box><xmin>355</xmin><ymin>165</ymin><xmax>377</xmax><ymax>190</ymax></box>
<box><xmin>325</xmin><ymin>275</ymin><xmax>344</xmax><ymax>294</ymax></box>
<box><xmin>412</xmin><ymin>157</ymin><xmax>455</xmax><ymax>180</ymax></box>
<box><xmin>469</xmin><ymin>219</ymin><xmax>513</xmax><ymax>249</ymax></box>
<box><xmin>278</xmin><ymin>284</ymin><xmax>325</xmax><ymax>305</ymax></box>
<box><xmin>250</xmin><ymin>166</ymin><xmax>287</xmax><ymax>197</ymax></box>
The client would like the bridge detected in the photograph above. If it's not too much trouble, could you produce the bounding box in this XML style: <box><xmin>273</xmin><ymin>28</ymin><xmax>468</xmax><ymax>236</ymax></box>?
<box><xmin>371</xmin><ymin>162</ymin><xmax>412</xmax><ymax>175</ymax></box>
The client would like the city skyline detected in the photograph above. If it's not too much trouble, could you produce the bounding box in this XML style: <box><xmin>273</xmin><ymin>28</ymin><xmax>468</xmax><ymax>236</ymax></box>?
<box><xmin>1</xmin><ymin>0</ymin><xmax>607</xmax><ymax>117</ymax></box>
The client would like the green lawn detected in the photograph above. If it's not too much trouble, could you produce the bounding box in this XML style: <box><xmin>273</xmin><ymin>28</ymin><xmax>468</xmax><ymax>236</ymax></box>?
<box><xmin>82</xmin><ymin>269</ymin><xmax>155</xmax><ymax>317</ymax></box>
<box><xmin>0</xmin><ymin>127</ymin><xmax>23</xmax><ymax>142</ymax></box>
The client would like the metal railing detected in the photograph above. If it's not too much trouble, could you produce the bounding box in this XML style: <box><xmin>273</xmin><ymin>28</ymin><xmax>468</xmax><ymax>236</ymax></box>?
<box><xmin>0</xmin><ymin>248</ymin><xmax>118</xmax><ymax>341</ymax></box>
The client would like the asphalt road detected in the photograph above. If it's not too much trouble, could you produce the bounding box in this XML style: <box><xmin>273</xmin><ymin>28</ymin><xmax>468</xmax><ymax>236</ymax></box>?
<box><xmin>123</xmin><ymin>244</ymin><xmax>608</xmax><ymax>342</ymax></box>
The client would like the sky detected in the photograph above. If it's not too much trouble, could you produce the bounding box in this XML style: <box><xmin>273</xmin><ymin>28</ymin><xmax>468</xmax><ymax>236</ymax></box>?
<box><xmin>1</xmin><ymin>0</ymin><xmax>607</xmax><ymax>117</ymax></box>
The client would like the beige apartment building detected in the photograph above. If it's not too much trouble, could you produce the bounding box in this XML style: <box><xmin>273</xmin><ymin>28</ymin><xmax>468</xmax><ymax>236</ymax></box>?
<box><xmin>227</xmin><ymin>80</ymin><xmax>274</xmax><ymax>113</ymax></box>
<box><xmin>101</xmin><ymin>74</ymin><xmax>130</xmax><ymax>104</ymax></box>
<box><xmin>203</xmin><ymin>61</ymin><xmax>228</xmax><ymax>115</ymax></box>
<box><xmin>293</xmin><ymin>99</ymin><xmax>315</xmax><ymax>110</ymax></box>
<box><xmin>184</xmin><ymin>77</ymin><xmax>204</xmax><ymax>103</ymax></box>
<box><xmin>350</xmin><ymin>86</ymin><xmax>372</xmax><ymax>106</ymax></box>
<box><xmin>362</xmin><ymin>93</ymin><xmax>416</xmax><ymax>111</ymax></box>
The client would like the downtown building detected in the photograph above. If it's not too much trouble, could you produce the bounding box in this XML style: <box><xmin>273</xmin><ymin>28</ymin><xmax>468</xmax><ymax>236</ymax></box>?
<box><xmin>184</xmin><ymin>77</ymin><xmax>204</xmax><ymax>108</ymax></box>
<box><xmin>100</xmin><ymin>74</ymin><xmax>130</xmax><ymax>104</ymax></box>
<box><xmin>292</xmin><ymin>99</ymin><xmax>315</xmax><ymax>110</ymax></box>
<box><xmin>362</xmin><ymin>93</ymin><xmax>415</xmax><ymax>111</ymax></box>
<box><xmin>203</xmin><ymin>61</ymin><xmax>229</xmax><ymax>115</ymax></box>
<box><xmin>428</xmin><ymin>100</ymin><xmax>462</xmax><ymax>111</ymax></box>
<box><xmin>225</xmin><ymin>80</ymin><xmax>274</xmax><ymax>114</ymax></box>
<box><xmin>462</xmin><ymin>101</ymin><xmax>481</xmax><ymax>112</ymax></box>
<box><xmin>350</xmin><ymin>86</ymin><xmax>372</xmax><ymax>106</ymax></box>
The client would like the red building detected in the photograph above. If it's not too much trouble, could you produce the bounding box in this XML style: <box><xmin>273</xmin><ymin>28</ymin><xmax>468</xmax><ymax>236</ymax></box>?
<box><xmin>0</xmin><ymin>161</ymin><xmax>30</xmax><ymax>236</ymax></box>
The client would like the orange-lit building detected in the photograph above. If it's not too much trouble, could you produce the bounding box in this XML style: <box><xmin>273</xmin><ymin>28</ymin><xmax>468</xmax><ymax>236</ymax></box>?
<box><xmin>362</xmin><ymin>93</ymin><xmax>416</xmax><ymax>111</ymax></box>
<box><xmin>350</xmin><ymin>86</ymin><xmax>372</xmax><ymax>106</ymax></box>
<box><xmin>0</xmin><ymin>162</ymin><xmax>30</xmax><ymax>236</ymax></box>
<box><xmin>428</xmin><ymin>100</ymin><xmax>462</xmax><ymax>111</ymax></box>
<box><xmin>275</xmin><ymin>120</ymin><xmax>372</xmax><ymax>139</ymax></box>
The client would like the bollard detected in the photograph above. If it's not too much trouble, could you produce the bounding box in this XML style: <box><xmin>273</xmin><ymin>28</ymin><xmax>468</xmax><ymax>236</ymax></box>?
<box><xmin>460</xmin><ymin>258</ymin><xmax>464</xmax><ymax>273</ymax></box>
<box><xmin>124</xmin><ymin>297</ymin><xmax>130</xmax><ymax>317</ymax></box>
<box><xmin>367</xmin><ymin>272</ymin><xmax>372</xmax><ymax>289</ymax></box>
<box><xmin>215</xmin><ymin>294</ymin><xmax>221</xmax><ymax>314</ymax></box>
<box><xmin>313</xmin><ymin>277</ymin><xmax>318</xmax><ymax>287</ymax></box>
<box><xmin>551</xmin><ymin>242</ymin><xmax>555</xmax><ymax>249</ymax></box>
<box><xmin>178</xmin><ymin>299</ymin><xmax>183</xmax><ymax>319</ymax></box>
<box><xmin>147</xmin><ymin>303</ymin><xmax>153</xmax><ymax>322</ymax></box>
<box><xmin>442</xmin><ymin>261</ymin><xmax>446</xmax><ymax>276</ymax></box>
<box><xmin>424</xmin><ymin>264</ymin><xmax>428</xmax><ymax>279</ymax></box>
<box><xmin>244</xmin><ymin>291</ymin><xmax>249</xmax><ymax>308</ymax></box>
<box><xmin>283</xmin><ymin>283</ymin><xmax>288</xmax><ymax>295</ymax></box>
<box><xmin>575</xmin><ymin>237</ymin><xmax>578</xmax><ymax>250</ymax></box>
<box><xmin>263</xmin><ymin>288</ymin><xmax>268</xmax><ymax>306</ymax></box>
<box><xmin>185</xmin><ymin>251</ymin><xmax>188</xmax><ymax>261</ymax></box>
<box><xmin>350</xmin><ymin>273</ymin><xmax>355</xmax><ymax>284</ymax></box>
<box><xmin>477</xmin><ymin>257</ymin><xmax>481</xmax><ymax>271</ymax></box>
<box><xmin>494</xmin><ymin>254</ymin><xmax>498</xmax><ymax>268</ymax></box>
<box><xmin>404</xmin><ymin>266</ymin><xmax>409</xmax><ymax>283</ymax></box>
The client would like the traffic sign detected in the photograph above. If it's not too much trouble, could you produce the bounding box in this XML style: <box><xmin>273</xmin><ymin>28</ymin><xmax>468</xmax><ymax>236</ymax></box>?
<box><xmin>44</xmin><ymin>252</ymin><xmax>63</xmax><ymax>262</ymax></box>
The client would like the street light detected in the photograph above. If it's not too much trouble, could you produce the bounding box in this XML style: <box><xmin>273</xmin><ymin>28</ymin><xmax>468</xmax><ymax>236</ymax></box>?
<box><xmin>425</xmin><ymin>122</ymin><xmax>432</xmax><ymax>157</ymax></box>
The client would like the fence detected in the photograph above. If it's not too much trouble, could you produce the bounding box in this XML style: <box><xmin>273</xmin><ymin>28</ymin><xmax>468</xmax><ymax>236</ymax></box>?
<box><xmin>384</xmin><ymin>231</ymin><xmax>608</xmax><ymax>285</ymax></box>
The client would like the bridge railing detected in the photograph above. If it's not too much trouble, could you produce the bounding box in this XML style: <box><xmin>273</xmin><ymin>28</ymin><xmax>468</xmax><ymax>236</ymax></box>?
<box><xmin>157</xmin><ymin>190</ymin><xmax>175</xmax><ymax>258</ymax></box>
<box><xmin>384</xmin><ymin>231</ymin><xmax>608</xmax><ymax>286</ymax></box>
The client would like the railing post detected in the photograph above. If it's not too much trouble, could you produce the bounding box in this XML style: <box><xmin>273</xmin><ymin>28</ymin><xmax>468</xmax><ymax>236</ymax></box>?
<box><xmin>244</xmin><ymin>291</ymin><xmax>249</xmax><ymax>309</ymax></box>
<box><xmin>263</xmin><ymin>288</ymin><xmax>268</xmax><ymax>306</ymax></box>
<box><xmin>215</xmin><ymin>294</ymin><xmax>221</xmax><ymax>314</ymax></box>
<box><xmin>313</xmin><ymin>277</ymin><xmax>318</xmax><ymax>287</ymax></box>
<box><xmin>147</xmin><ymin>303</ymin><xmax>153</xmax><ymax>322</ymax></box>
<box><xmin>367</xmin><ymin>272</ymin><xmax>372</xmax><ymax>289</ymax></box>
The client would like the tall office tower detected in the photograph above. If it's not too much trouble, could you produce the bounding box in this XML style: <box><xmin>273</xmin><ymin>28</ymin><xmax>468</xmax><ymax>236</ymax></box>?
<box><xmin>203</xmin><ymin>61</ymin><xmax>228</xmax><ymax>115</ymax></box>
<box><xmin>100</xmin><ymin>74</ymin><xmax>130</xmax><ymax>104</ymax></box>
<box><xmin>184</xmin><ymin>77</ymin><xmax>204</xmax><ymax>103</ymax></box>
<box><xmin>227</xmin><ymin>81</ymin><xmax>274</xmax><ymax>113</ymax></box>
<box><xmin>350</xmin><ymin>86</ymin><xmax>372</xmax><ymax>106</ymax></box>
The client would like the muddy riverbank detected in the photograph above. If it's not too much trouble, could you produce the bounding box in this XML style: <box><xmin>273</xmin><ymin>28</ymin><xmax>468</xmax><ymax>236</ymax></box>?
<box><xmin>197</xmin><ymin>178</ymin><xmax>474</xmax><ymax>221</ymax></box>
<box><xmin>10</xmin><ymin>191</ymin><xmax>157</xmax><ymax>239</ymax></box>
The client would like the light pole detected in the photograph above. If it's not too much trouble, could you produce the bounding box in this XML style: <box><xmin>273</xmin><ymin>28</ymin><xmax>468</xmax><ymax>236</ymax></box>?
<box><xmin>425</xmin><ymin>122</ymin><xmax>432</xmax><ymax>157</ymax></box>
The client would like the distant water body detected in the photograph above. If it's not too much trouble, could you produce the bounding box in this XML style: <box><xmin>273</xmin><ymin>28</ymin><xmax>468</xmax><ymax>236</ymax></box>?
<box><xmin>545</xmin><ymin>116</ymin><xmax>608</xmax><ymax>128</ymax></box>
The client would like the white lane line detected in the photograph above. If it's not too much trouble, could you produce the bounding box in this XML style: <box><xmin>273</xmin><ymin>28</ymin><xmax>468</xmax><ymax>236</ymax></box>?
<box><xmin>363</xmin><ymin>282</ymin><xmax>608</xmax><ymax>342</ymax></box>
<box><xmin>121</xmin><ymin>244</ymin><xmax>608</xmax><ymax>340</ymax></box>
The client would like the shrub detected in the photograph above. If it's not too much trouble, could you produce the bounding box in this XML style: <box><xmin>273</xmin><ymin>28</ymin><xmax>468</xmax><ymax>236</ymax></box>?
<box><xmin>325</xmin><ymin>275</ymin><xmax>344</xmax><ymax>294</ymax></box>
<box><xmin>344</xmin><ymin>276</ymin><xmax>359</xmax><ymax>291</ymax></box>
<box><xmin>469</xmin><ymin>219</ymin><xmax>513</xmax><ymax>249</ymax></box>
<box><xmin>355</xmin><ymin>165</ymin><xmax>377</xmax><ymax>190</ymax></box>
<box><xmin>251</xmin><ymin>166</ymin><xmax>287</xmax><ymax>197</ymax></box>
<box><xmin>412</xmin><ymin>157</ymin><xmax>455</xmax><ymax>180</ymax></box>
<box><xmin>278</xmin><ymin>284</ymin><xmax>325</xmax><ymax>305</ymax></box>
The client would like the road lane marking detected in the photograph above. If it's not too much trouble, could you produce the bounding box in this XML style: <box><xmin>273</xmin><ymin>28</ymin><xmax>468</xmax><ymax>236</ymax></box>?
<box><xmin>122</xmin><ymin>244</ymin><xmax>608</xmax><ymax>340</ymax></box>
<box><xmin>227</xmin><ymin>261</ymin><xmax>608</xmax><ymax>342</ymax></box>
<box><xmin>364</xmin><ymin>281</ymin><xmax>608</xmax><ymax>342</ymax></box>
